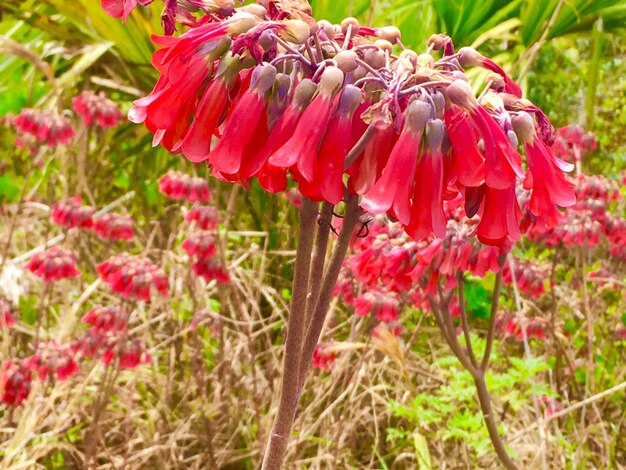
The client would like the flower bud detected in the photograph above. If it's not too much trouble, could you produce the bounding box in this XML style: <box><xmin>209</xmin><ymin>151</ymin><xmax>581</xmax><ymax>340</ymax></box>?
<box><xmin>374</xmin><ymin>39</ymin><xmax>393</xmax><ymax>55</ymax></box>
<box><xmin>280</xmin><ymin>20</ymin><xmax>310</xmax><ymax>44</ymax></box>
<box><xmin>318</xmin><ymin>66</ymin><xmax>344</xmax><ymax>97</ymax></box>
<box><xmin>259</xmin><ymin>30</ymin><xmax>273</xmax><ymax>51</ymax></box>
<box><xmin>399</xmin><ymin>49</ymin><xmax>418</xmax><ymax>66</ymax></box>
<box><xmin>364</xmin><ymin>48</ymin><xmax>386</xmax><ymax>69</ymax></box>
<box><xmin>376</xmin><ymin>26</ymin><xmax>401</xmax><ymax>43</ymax></box>
<box><xmin>511</xmin><ymin>111</ymin><xmax>535</xmax><ymax>144</ymax></box>
<box><xmin>457</xmin><ymin>46</ymin><xmax>483</xmax><ymax>67</ymax></box>
<box><xmin>337</xmin><ymin>84</ymin><xmax>363</xmax><ymax>114</ymax></box>
<box><xmin>250</xmin><ymin>63</ymin><xmax>277</xmax><ymax>94</ymax></box>
<box><xmin>507</xmin><ymin>130</ymin><xmax>519</xmax><ymax>148</ymax></box>
<box><xmin>318</xmin><ymin>20</ymin><xmax>335</xmax><ymax>40</ymax></box>
<box><xmin>405</xmin><ymin>100</ymin><xmax>431</xmax><ymax>134</ymax></box>
<box><xmin>334</xmin><ymin>50</ymin><xmax>359</xmax><ymax>73</ymax></box>
<box><xmin>486</xmin><ymin>72</ymin><xmax>505</xmax><ymax>90</ymax></box>
<box><xmin>426</xmin><ymin>118</ymin><xmax>445</xmax><ymax>152</ymax></box>
<box><xmin>446</xmin><ymin>79</ymin><xmax>477</xmax><ymax>110</ymax></box>
<box><xmin>293</xmin><ymin>79</ymin><xmax>318</xmax><ymax>108</ymax></box>
<box><xmin>227</xmin><ymin>12</ymin><xmax>258</xmax><ymax>35</ymax></box>
<box><xmin>428</xmin><ymin>33</ymin><xmax>451</xmax><ymax>51</ymax></box>
<box><xmin>431</xmin><ymin>91</ymin><xmax>446</xmax><ymax>119</ymax></box>
<box><xmin>237</xmin><ymin>3</ymin><xmax>266</xmax><ymax>17</ymax></box>
<box><xmin>341</xmin><ymin>17</ymin><xmax>360</xmax><ymax>38</ymax></box>
<box><xmin>417</xmin><ymin>53</ymin><xmax>434</xmax><ymax>69</ymax></box>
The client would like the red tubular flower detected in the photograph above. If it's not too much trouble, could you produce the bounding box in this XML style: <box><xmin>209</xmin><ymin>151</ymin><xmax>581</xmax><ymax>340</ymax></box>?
<box><xmin>101</xmin><ymin>339</ymin><xmax>152</xmax><ymax>370</ymax></box>
<box><xmin>447</xmin><ymin>80</ymin><xmax>524</xmax><ymax>190</ymax></box>
<box><xmin>192</xmin><ymin>259</ymin><xmax>230</xmax><ymax>283</ymax></box>
<box><xmin>0</xmin><ymin>299</ymin><xmax>15</xmax><ymax>329</ymax></box>
<box><xmin>101</xmin><ymin>0</ymin><xmax>155</xmax><ymax>21</ymax></box>
<box><xmin>405</xmin><ymin>119</ymin><xmax>447</xmax><ymax>240</ymax></box>
<box><xmin>208</xmin><ymin>63</ymin><xmax>276</xmax><ymax>175</ymax></box>
<box><xmin>24</xmin><ymin>341</ymin><xmax>80</xmax><ymax>382</ymax></box>
<box><xmin>269</xmin><ymin>67</ymin><xmax>345</xmax><ymax>182</ymax></box>
<box><xmin>314</xmin><ymin>85</ymin><xmax>363</xmax><ymax>204</ymax></box>
<box><xmin>181</xmin><ymin>58</ymin><xmax>239</xmax><ymax>163</ymax></box>
<box><xmin>349</xmin><ymin>124</ymin><xmax>397</xmax><ymax>195</ymax></box>
<box><xmin>72</xmin><ymin>91</ymin><xmax>122</xmax><ymax>128</ymax></box>
<box><xmin>51</xmin><ymin>197</ymin><xmax>95</xmax><ymax>230</ymax></box>
<box><xmin>185</xmin><ymin>204</ymin><xmax>219</xmax><ymax>230</ymax></box>
<box><xmin>477</xmin><ymin>185</ymin><xmax>521</xmax><ymax>246</ymax></box>
<box><xmin>361</xmin><ymin>100</ymin><xmax>430</xmax><ymax>224</ymax></box>
<box><xmin>158</xmin><ymin>170</ymin><xmax>211</xmax><ymax>202</ymax></box>
<box><xmin>512</xmin><ymin>112</ymin><xmax>576</xmax><ymax>217</ymax></box>
<box><xmin>0</xmin><ymin>359</ymin><xmax>32</xmax><ymax>406</ymax></box>
<box><xmin>13</xmin><ymin>109</ymin><xmax>75</xmax><ymax>147</ymax></box>
<box><xmin>245</xmin><ymin>79</ymin><xmax>318</xmax><ymax>190</ymax></box>
<box><xmin>97</xmin><ymin>254</ymin><xmax>169</xmax><ymax>302</ymax></box>
<box><xmin>82</xmin><ymin>305</ymin><xmax>128</xmax><ymax>332</ymax></box>
<box><xmin>312</xmin><ymin>343</ymin><xmax>336</xmax><ymax>371</ymax></box>
<box><xmin>92</xmin><ymin>213</ymin><xmax>135</xmax><ymax>241</ymax></box>
<box><xmin>182</xmin><ymin>231</ymin><xmax>217</xmax><ymax>259</ymax></box>
<box><xmin>445</xmin><ymin>107</ymin><xmax>485</xmax><ymax>187</ymax></box>
<box><xmin>25</xmin><ymin>246</ymin><xmax>81</xmax><ymax>282</ymax></box>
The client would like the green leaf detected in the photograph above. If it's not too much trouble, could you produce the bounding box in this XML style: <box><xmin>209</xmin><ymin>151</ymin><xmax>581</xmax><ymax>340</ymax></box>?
<box><xmin>0</xmin><ymin>174</ymin><xmax>22</xmax><ymax>202</ymax></box>
<box><xmin>413</xmin><ymin>432</ymin><xmax>432</xmax><ymax>470</ymax></box>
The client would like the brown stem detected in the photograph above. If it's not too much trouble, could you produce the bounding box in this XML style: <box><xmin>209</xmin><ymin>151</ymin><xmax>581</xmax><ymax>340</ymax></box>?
<box><xmin>261</xmin><ymin>197</ymin><xmax>318</xmax><ymax>470</ymax></box>
<box><xmin>304</xmin><ymin>202</ymin><xmax>333</xmax><ymax>327</ymax></box>
<box><xmin>473</xmin><ymin>371</ymin><xmax>519</xmax><ymax>470</ymax></box>
<box><xmin>456</xmin><ymin>275</ymin><xmax>478</xmax><ymax>368</ymax></box>
<box><xmin>298</xmin><ymin>195</ymin><xmax>361</xmax><ymax>390</ymax></box>
<box><xmin>481</xmin><ymin>261</ymin><xmax>505</xmax><ymax>371</ymax></box>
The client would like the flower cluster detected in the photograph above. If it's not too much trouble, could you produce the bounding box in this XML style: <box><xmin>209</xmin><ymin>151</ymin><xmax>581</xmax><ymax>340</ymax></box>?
<box><xmin>312</xmin><ymin>342</ymin><xmax>336</xmax><ymax>371</ymax></box>
<box><xmin>72</xmin><ymin>91</ymin><xmax>122</xmax><ymax>128</ymax></box>
<box><xmin>74</xmin><ymin>305</ymin><xmax>151</xmax><ymax>370</ymax></box>
<box><xmin>502</xmin><ymin>259</ymin><xmax>549</xmax><ymax>299</ymax></box>
<box><xmin>185</xmin><ymin>204</ymin><xmax>219</xmax><ymax>230</ymax></box>
<box><xmin>158</xmin><ymin>170</ymin><xmax>211</xmax><ymax>202</ymax></box>
<box><xmin>128</xmin><ymin>1</ymin><xmax>574</xmax><ymax>248</ymax></box>
<box><xmin>12</xmin><ymin>109</ymin><xmax>75</xmax><ymax>147</ymax></box>
<box><xmin>0</xmin><ymin>298</ymin><xmax>16</xmax><ymax>329</ymax></box>
<box><xmin>0</xmin><ymin>359</ymin><xmax>32</xmax><ymax>406</ymax></box>
<box><xmin>499</xmin><ymin>314</ymin><xmax>548</xmax><ymax>342</ymax></box>
<box><xmin>25</xmin><ymin>246</ymin><xmax>81</xmax><ymax>282</ymax></box>
<box><xmin>97</xmin><ymin>253</ymin><xmax>169</xmax><ymax>302</ymax></box>
<box><xmin>92</xmin><ymin>213</ymin><xmax>135</xmax><ymax>241</ymax></box>
<box><xmin>551</xmin><ymin>125</ymin><xmax>597</xmax><ymax>163</ymax></box>
<box><xmin>51</xmin><ymin>197</ymin><xmax>95</xmax><ymax>230</ymax></box>
<box><xmin>24</xmin><ymin>341</ymin><xmax>80</xmax><ymax>382</ymax></box>
<box><xmin>182</xmin><ymin>231</ymin><xmax>217</xmax><ymax>259</ymax></box>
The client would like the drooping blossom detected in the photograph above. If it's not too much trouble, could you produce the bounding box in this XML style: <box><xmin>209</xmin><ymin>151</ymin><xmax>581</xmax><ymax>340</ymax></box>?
<box><xmin>51</xmin><ymin>197</ymin><xmax>95</xmax><ymax>230</ymax></box>
<box><xmin>92</xmin><ymin>213</ymin><xmax>135</xmax><ymax>241</ymax></box>
<box><xmin>25</xmin><ymin>246</ymin><xmax>81</xmax><ymax>282</ymax></box>
<box><xmin>0</xmin><ymin>359</ymin><xmax>32</xmax><ymax>406</ymax></box>
<box><xmin>101</xmin><ymin>0</ymin><xmax>155</xmax><ymax>22</ymax></box>
<box><xmin>353</xmin><ymin>290</ymin><xmax>399</xmax><ymax>322</ymax></box>
<box><xmin>185</xmin><ymin>204</ymin><xmax>219</xmax><ymax>230</ymax></box>
<box><xmin>191</xmin><ymin>258</ymin><xmax>229</xmax><ymax>283</ymax></box>
<box><xmin>501</xmin><ymin>315</ymin><xmax>547</xmax><ymax>341</ymax></box>
<box><xmin>552</xmin><ymin>125</ymin><xmax>597</xmax><ymax>163</ymax></box>
<box><xmin>82</xmin><ymin>305</ymin><xmax>128</xmax><ymax>332</ymax></box>
<box><xmin>0</xmin><ymin>299</ymin><xmax>16</xmax><ymax>329</ymax></box>
<box><xmin>312</xmin><ymin>343</ymin><xmax>336</xmax><ymax>371</ymax></box>
<box><xmin>502</xmin><ymin>259</ymin><xmax>549</xmax><ymax>299</ymax></box>
<box><xmin>24</xmin><ymin>341</ymin><xmax>80</xmax><ymax>382</ymax></box>
<box><xmin>101</xmin><ymin>339</ymin><xmax>152</xmax><ymax>369</ymax></box>
<box><xmin>12</xmin><ymin>109</ymin><xmax>75</xmax><ymax>147</ymax></box>
<box><xmin>97</xmin><ymin>253</ymin><xmax>169</xmax><ymax>302</ymax></box>
<box><xmin>158</xmin><ymin>170</ymin><xmax>211</xmax><ymax>203</ymax></box>
<box><xmin>127</xmin><ymin>1</ymin><xmax>571</xmax><ymax>249</ymax></box>
<box><xmin>72</xmin><ymin>91</ymin><xmax>122</xmax><ymax>128</ymax></box>
<box><xmin>182</xmin><ymin>231</ymin><xmax>217</xmax><ymax>259</ymax></box>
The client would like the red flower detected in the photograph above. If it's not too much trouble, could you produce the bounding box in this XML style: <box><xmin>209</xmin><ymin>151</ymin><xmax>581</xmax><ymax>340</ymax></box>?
<box><xmin>512</xmin><ymin>112</ymin><xmax>576</xmax><ymax>217</ymax></box>
<box><xmin>72</xmin><ymin>91</ymin><xmax>122</xmax><ymax>128</ymax></box>
<box><xmin>476</xmin><ymin>186</ymin><xmax>521</xmax><ymax>246</ymax></box>
<box><xmin>457</xmin><ymin>47</ymin><xmax>522</xmax><ymax>98</ymax></box>
<box><xmin>0</xmin><ymin>299</ymin><xmax>15</xmax><ymax>329</ymax></box>
<box><xmin>445</xmin><ymin>107</ymin><xmax>485</xmax><ymax>187</ymax></box>
<box><xmin>361</xmin><ymin>100</ymin><xmax>430</xmax><ymax>224</ymax></box>
<box><xmin>158</xmin><ymin>170</ymin><xmax>211</xmax><ymax>202</ymax></box>
<box><xmin>405</xmin><ymin>119</ymin><xmax>447</xmax><ymax>240</ymax></box>
<box><xmin>25</xmin><ymin>246</ymin><xmax>81</xmax><ymax>282</ymax></box>
<box><xmin>97</xmin><ymin>254</ymin><xmax>169</xmax><ymax>302</ymax></box>
<box><xmin>185</xmin><ymin>204</ymin><xmax>219</xmax><ymax>230</ymax></box>
<box><xmin>51</xmin><ymin>197</ymin><xmax>95</xmax><ymax>230</ymax></box>
<box><xmin>92</xmin><ymin>213</ymin><xmax>135</xmax><ymax>241</ymax></box>
<box><xmin>312</xmin><ymin>343</ymin><xmax>336</xmax><ymax>371</ymax></box>
<box><xmin>182</xmin><ymin>231</ymin><xmax>217</xmax><ymax>259</ymax></box>
<box><xmin>447</xmin><ymin>80</ymin><xmax>524</xmax><ymax>190</ymax></box>
<box><xmin>101</xmin><ymin>0</ymin><xmax>155</xmax><ymax>22</ymax></box>
<box><xmin>191</xmin><ymin>259</ymin><xmax>229</xmax><ymax>283</ymax></box>
<box><xmin>24</xmin><ymin>341</ymin><xmax>79</xmax><ymax>382</ymax></box>
<box><xmin>0</xmin><ymin>359</ymin><xmax>32</xmax><ymax>406</ymax></box>
<box><xmin>82</xmin><ymin>305</ymin><xmax>128</xmax><ymax>332</ymax></box>
<box><xmin>13</xmin><ymin>109</ymin><xmax>75</xmax><ymax>147</ymax></box>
